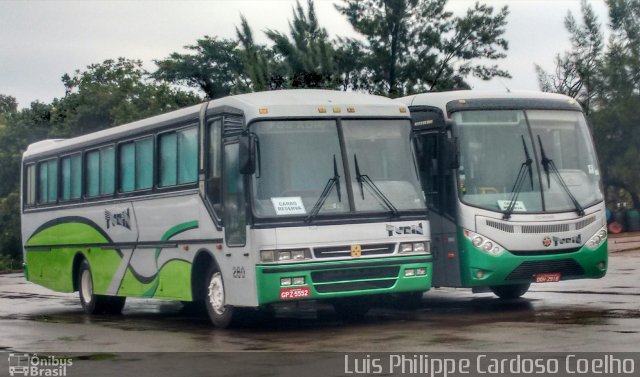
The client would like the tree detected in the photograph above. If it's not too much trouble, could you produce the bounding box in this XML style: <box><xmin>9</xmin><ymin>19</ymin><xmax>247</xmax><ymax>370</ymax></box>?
<box><xmin>0</xmin><ymin>95</ymin><xmax>18</xmax><ymax>114</ymax></box>
<box><xmin>153</xmin><ymin>37</ymin><xmax>249</xmax><ymax>99</ymax></box>
<box><xmin>265</xmin><ymin>0</ymin><xmax>339</xmax><ymax>89</ymax></box>
<box><xmin>536</xmin><ymin>0</ymin><xmax>603</xmax><ymax>114</ymax></box>
<box><xmin>56</xmin><ymin>58</ymin><xmax>200</xmax><ymax>136</ymax></box>
<box><xmin>335</xmin><ymin>0</ymin><xmax>510</xmax><ymax>97</ymax></box>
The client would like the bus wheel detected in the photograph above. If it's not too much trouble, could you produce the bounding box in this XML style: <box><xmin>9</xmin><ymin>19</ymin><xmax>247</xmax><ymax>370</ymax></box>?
<box><xmin>204</xmin><ymin>269</ymin><xmax>235</xmax><ymax>328</ymax></box>
<box><xmin>332</xmin><ymin>297</ymin><xmax>371</xmax><ymax>322</ymax></box>
<box><xmin>78</xmin><ymin>260</ymin><xmax>125</xmax><ymax>314</ymax></box>
<box><xmin>490</xmin><ymin>283</ymin><xmax>530</xmax><ymax>299</ymax></box>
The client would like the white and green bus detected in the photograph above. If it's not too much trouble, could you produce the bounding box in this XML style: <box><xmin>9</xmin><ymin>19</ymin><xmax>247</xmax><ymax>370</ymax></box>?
<box><xmin>400</xmin><ymin>91</ymin><xmax>607</xmax><ymax>298</ymax></box>
<box><xmin>21</xmin><ymin>89</ymin><xmax>432</xmax><ymax>327</ymax></box>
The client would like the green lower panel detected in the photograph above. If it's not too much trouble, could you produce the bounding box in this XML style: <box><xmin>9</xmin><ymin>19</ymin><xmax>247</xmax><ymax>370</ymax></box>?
<box><xmin>118</xmin><ymin>260</ymin><xmax>192</xmax><ymax>301</ymax></box>
<box><xmin>256</xmin><ymin>257</ymin><xmax>432</xmax><ymax>305</ymax></box>
<box><xmin>457</xmin><ymin>229</ymin><xmax>608</xmax><ymax>287</ymax></box>
<box><xmin>25</xmin><ymin>222</ymin><xmax>122</xmax><ymax>293</ymax></box>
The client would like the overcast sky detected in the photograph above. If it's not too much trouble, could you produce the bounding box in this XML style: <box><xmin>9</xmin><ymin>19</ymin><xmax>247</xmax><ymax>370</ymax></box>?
<box><xmin>0</xmin><ymin>0</ymin><xmax>610</xmax><ymax>108</ymax></box>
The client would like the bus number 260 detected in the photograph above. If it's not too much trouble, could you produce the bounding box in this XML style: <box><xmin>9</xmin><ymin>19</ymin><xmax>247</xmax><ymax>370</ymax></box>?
<box><xmin>232</xmin><ymin>266</ymin><xmax>246</xmax><ymax>278</ymax></box>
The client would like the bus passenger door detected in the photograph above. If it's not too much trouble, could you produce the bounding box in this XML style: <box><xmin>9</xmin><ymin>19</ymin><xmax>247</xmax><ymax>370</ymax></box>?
<box><xmin>220</xmin><ymin>138</ymin><xmax>255</xmax><ymax>307</ymax></box>
<box><xmin>412</xmin><ymin>108</ymin><xmax>461</xmax><ymax>287</ymax></box>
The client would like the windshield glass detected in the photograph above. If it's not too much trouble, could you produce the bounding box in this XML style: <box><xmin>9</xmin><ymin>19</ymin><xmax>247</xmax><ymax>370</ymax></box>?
<box><xmin>342</xmin><ymin>119</ymin><xmax>425</xmax><ymax>212</ymax></box>
<box><xmin>251</xmin><ymin>118</ymin><xmax>426</xmax><ymax>218</ymax></box>
<box><xmin>252</xmin><ymin>120</ymin><xmax>348</xmax><ymax>218</ymax></box>
<box><xmin>453</xmin><ymin>109</ymin><xmax>602</xmax><ymax>213</ymax></box>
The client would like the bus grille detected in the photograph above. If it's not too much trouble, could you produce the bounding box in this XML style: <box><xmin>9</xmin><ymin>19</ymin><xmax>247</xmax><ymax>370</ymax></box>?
<box><xmin>315</xmin><ymin>280</ymin><xmax>396</xmax><ymax>293</ymax></box>
<box><xmin>313</xmin><ymin>243</ymin><xmax>395</xmax><ymax>258</ymax></box>
<box><xmin>311</xmin><ymin>266</ymin><xmax>399</xmax><ymax>283</ymax></box>
<box><xmin>506</xmin><ymin>259</ymin><xmax>585</xmax><ymax>280</ymax></box>
<box><xmin>508</xmin><ymin>247</ymin><xmax>581</xmax><ymax>256</ymax></box>
<box><xmin>311</xmin><ymin>266</ymin><xmax>400</xmax><ymax>293</ymax></box>
<box><xmin>521</xmin><ymin>224</ymin><xmax>570</xmax><ymax>233</ymax></box>
<box><xmin>485</xmin><ymin>216</ymin><xmax>597</xmax><ymax>234</ymax></box>
<box><xmin>575</xmin><ymin>216</ymin><xmax>596</xmax><ymax>230</ymax></box>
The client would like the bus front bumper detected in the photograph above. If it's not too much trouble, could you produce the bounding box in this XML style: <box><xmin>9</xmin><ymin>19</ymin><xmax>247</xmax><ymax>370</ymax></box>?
<box><xmin>255</xmin><ymin>256</ymin><xmax>432</xmax><ymax>305</ymax></box>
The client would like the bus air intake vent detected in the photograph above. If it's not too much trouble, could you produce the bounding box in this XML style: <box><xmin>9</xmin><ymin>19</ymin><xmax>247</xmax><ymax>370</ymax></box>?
<box><xmin>486</xmin><ymin>220</ymin><xmax>514</xmax><ymax>233</ymax></box>
<box><xmin>314</xmin><ymin>280</ymin><xmax>396</xmax><ymax>293</ymax></box>
<box><xmin>313</xmin><ymin>243</ymin><xmax>395</xmax><ymax>258</ymax></box>
<box><xmin>506</xmin><ymin>259</ymin><xmax>584</xmax><ymax>281</ymax></box>
<box><xmin>521</xmin><ymin>224</ymin><xmax>570</xmax><ymax>234</ymax></box>
<box><xmin>575</xmin><ymin>216</ymin><xmax>596</xmax><ymax>230</ymax></box>
<box><xmin>311</xmin><ymin>266</ymin><xmax>400</xmax><ymax>283</ymax></box>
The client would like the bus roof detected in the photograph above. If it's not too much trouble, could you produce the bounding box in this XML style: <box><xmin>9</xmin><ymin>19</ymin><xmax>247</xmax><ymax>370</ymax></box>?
<box><xmin>398</xmin><ymin>90</ymin><xmax>581</xmax><ymax>115</ymax></box>
<box><xmin>24</xmin><ymin>90</ymin><xmax>409</xmax><ymax>159</ymax></box>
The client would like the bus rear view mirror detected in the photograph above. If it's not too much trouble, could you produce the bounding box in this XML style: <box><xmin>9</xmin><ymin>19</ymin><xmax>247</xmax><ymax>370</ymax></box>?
<box><xmin>239</xmin><ymin>133</ymin><xmax>257</xmax><ymax>175</ymax></box>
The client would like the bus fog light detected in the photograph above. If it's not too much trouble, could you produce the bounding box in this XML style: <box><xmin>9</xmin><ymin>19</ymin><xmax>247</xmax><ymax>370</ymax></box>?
<box><xmin>260</xmin><ymin>250</ymin><xmax>275</xmax><ymax>262</ymax></box>
<box><xmin>476</xmin><ymin>270</ymin><xmax>485</xmax><ymax>278</ymax></box>
<box><xmin>280</xmin><ymin>278</ymin><xmax>292</xmax><ymax>286</ymax></box>
<box><xmin>413</xmin><ymin>242</ymin><xmax>426</xmax><ymax>253</ymax></box>
<box><xmin>405</xmin><ymin>268</ymin><xmax>416</xmax><ymax>277</ymax></box>
<box><xmin>416</xmin><ymin>267</ymin><xmax>427</xmax><ymax>276</ymax></box>
<box><xmin>598</xmin><ymin>261</ymin><xmax>606</xmax><ymax>270</ymax></box>
<box><xmin>292</xmin><ymin>277</ymin><xmax>305</xmax><ymax>285</ymax></box>
<box><xmin>399</xmin><ymin>243</ymin><xmax>414</xmax><ymax>253</ymax></box>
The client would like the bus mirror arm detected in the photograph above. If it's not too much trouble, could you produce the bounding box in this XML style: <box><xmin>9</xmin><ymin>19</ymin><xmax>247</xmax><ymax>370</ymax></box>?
<box><xmin>239</xmin><ymin>132</ymin><xmax>258</xmax><ymax>175</ymax></box>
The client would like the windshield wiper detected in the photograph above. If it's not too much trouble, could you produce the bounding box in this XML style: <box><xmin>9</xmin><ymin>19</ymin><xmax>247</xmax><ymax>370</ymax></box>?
<box><xmin>537</xmin><ymin>135</ymin><xmax>585</xmax><ymax>216</ymax></box>
<box><xmin>305</xmin><ymin>155</ymin><xmax>342</xmax><ymax>223</ymax></box>
<box><xmin>503</xmin><ymin>135</ymin><xmax>534</xmax><ymax>220</ymax></box>
<box><xmin>354</xmin><ymin>154</ymin><xmax>399</xmax><ymax>217</ymax></box>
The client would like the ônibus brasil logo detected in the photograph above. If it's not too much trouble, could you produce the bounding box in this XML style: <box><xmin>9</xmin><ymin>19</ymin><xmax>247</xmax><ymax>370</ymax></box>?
<box><xmin>8</xmin><ymin>353</ymin><xmax>73</xmax><ymax>376</ymax></box>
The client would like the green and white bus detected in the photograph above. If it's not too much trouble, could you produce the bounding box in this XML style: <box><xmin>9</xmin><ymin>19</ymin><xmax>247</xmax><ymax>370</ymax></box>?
<box><xmin>21</xmin><ymin>89</ymin><xmax>432</xmax><ymax>327</ymax></box>
<box><xmin>399</xmin><ymin>91</ymin><xmax>607</xmax><ymax>298</ymax></box>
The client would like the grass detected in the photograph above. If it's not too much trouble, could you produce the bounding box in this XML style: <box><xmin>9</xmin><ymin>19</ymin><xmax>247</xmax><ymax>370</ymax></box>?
<box><xmin>0</xmin><ymin>254</ymin><xmax>21</xmax><ymax>273</ymax></box>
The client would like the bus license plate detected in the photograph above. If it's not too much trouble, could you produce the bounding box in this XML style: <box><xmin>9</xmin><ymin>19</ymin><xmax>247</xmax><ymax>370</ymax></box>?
<box><xmin>280</xmin><ymin>286</ymin><xmax>311</xmax><ymax>300</ymax></box>
<box><xmin>535</xmin><ymin>273</ymin><xmax>561</xmax><ymax>283</ymax></box>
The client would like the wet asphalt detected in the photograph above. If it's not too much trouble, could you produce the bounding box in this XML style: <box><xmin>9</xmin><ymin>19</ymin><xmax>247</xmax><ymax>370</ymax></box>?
<box><xmin>0</xmin><ymin>249</ymin><xmax>638</xmax><ymax>354</ymax></box>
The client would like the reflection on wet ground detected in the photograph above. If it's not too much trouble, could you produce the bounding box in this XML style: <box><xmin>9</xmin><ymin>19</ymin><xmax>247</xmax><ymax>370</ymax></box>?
<box><xmin>0</xmin><ymin>251</ymin><xmax>638</xmax><ymax>352</ymax></box>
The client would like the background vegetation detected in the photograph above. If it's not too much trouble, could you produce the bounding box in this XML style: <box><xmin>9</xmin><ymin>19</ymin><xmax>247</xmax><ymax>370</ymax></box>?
<box><xmin>1</xmin><ymin>0</ymin><xmax>638</xmax><ymax>270</ymax></box>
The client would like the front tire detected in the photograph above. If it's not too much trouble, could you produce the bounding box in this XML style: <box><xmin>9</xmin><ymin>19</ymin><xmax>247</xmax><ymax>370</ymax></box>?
<box><xmin>204</xmin><ymin>269</ymin><xmax>236</xmax><ymax>328</ymax></box>
<box><xmin>490</xmin><ymin>283</ymin><xmax>530</xmax><ymax>299</ymax></box>
<box><xmin>78</xmin><ymin>260</ymin><xmax>126</xmax><ymax>314</ymax></box>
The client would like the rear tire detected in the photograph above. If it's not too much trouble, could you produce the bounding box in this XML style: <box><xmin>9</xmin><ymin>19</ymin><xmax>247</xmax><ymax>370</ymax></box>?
<box><xmin>78</xmin><ymin>260</ymin><xmax>126</xmax><ymax>314</ymax></box>
<box><xmin>204</xmin><ymin>268</ymin><xmax>236</xmax><ymax>328</ymax></box>
<box><xmin>490</xmin><ymin>283</ymin><xmax>530</xmax><ymax>299</ymax></box>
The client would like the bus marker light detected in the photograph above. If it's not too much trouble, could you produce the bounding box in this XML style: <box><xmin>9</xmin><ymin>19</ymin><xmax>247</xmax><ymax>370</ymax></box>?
<box><xmin>182</xmin><ymin>245</ymin><xmax>189</xmax><ymax>251</ymax></box>
<box><xmin>215</xmin><ymin>244</ymin><xmax>223</xmax><ymax>251</ymax></box>
<box><xmin>347</xmin><ymin>107</ymin><xmax>355</xmax><ymax>113</ymax></box>
<box><xmin>333</xmin><ymin>107</ymin><xmax>341</xmax><ymax>113</ymax></box>
<box><xmin>447</xmin><ymin>252</ymin><xmax>455</xmax><ymax>259</ymax></box>
<box><xmin>399</xmin><ymin>107</ymin><xmax>407</xmax><ymax>113</ymax></box>
<box><xmin>259</xmin><ymin>108</ymin><xmax>269</xmax><ymax>114</ymax></box>
<box><xmin>318</xmin><ymin>107</ymin><xmax>327</xmax><ymax>113</ymax></box>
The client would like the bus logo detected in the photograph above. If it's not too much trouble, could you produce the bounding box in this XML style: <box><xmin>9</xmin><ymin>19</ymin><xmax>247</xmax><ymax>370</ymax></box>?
<box><xmin>350</xmin><ymin>245</ymin><xmax>362</xmax><ymax>258</ymax></box>
<box><xmin>8</xmin><ymin>353</ymin><xmax>29</xmax><ymax>376</ymax></box>
<box><xmin>542</xmin><ymin>237</ymin><xmax>552</xmax><ymax>247</ymax></box>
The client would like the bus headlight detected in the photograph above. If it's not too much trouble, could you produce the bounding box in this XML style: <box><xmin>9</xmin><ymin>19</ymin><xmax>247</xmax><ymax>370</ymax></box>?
<box><xmin>260</xmin><ymin>248</ymin><xmax>312</xmax><ymax>263</ymax></box>
<box><xmin>399</xmin><ymin>241</ymin><xmax>431</xmax><ymax>255</ymax></box>
<box><xmin>586</xmin><ymin>226</ymin><xmax>607</xmax><ymax>250</ymax></box>
<box><xmin>463</xmin><ymin>229</ymin><xmax>505</xmax><ymax>256</ymax></box>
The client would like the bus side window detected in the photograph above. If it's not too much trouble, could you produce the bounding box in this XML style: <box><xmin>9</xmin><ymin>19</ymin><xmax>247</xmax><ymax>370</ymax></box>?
<box><xmin>37</xmin><ymin>159</ymin><xmax>57</xmax><ymax>204</ymax></box>
<box><xmin>25</xmin><ymin>164</ymin><xmax>36</xmax><ymax>206</ymax></box>
<box><xmin>207</xmin><ymin>119</ymin><xmax>222</xmax><ymax>215</ymax></box>
<box><xmin>158</xmin><ymin>126</ymin><xmax>198</xmax><ymax>187</ymax></box>
<box><xmin>415</xmin><ymin>134</ymin><xmax>440</xmax><ymax>212</ymax></box>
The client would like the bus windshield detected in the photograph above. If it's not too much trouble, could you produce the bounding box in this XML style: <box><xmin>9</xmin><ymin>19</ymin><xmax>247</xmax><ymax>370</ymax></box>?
<box><xmin>453</xmin><ymin>109</ymin><xmax>603</xmax><ymax>214</ymax></box>
<box><xmin>251</xmin><ymin>119</ymin><xmax>425</xmax><ymax>218</ymax></box>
